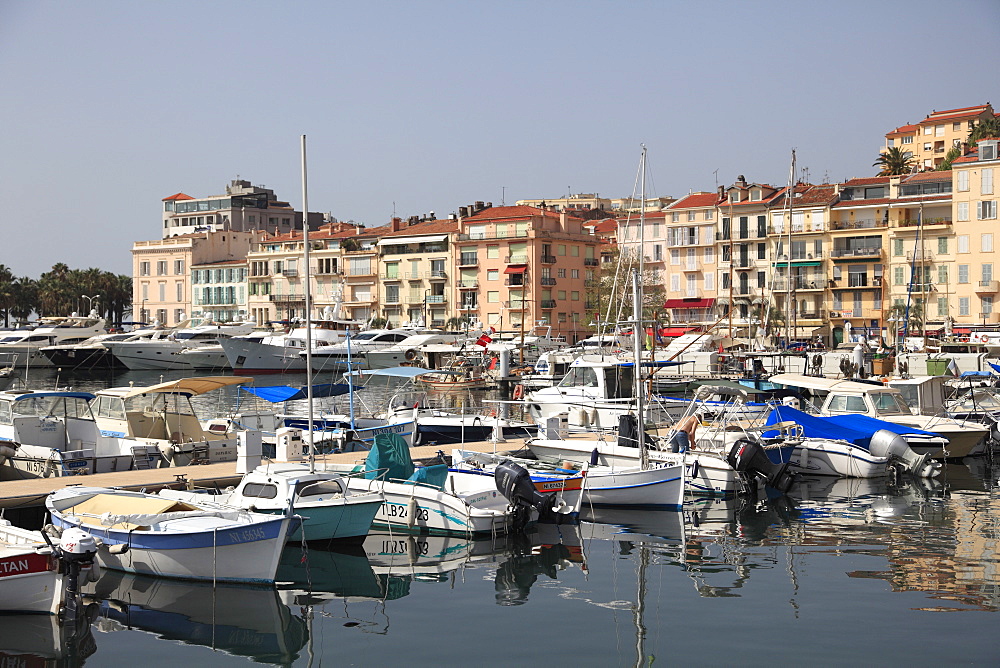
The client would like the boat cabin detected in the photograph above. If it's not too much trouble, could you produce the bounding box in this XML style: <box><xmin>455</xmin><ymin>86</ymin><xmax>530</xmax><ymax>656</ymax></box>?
<box><xmin>0</xmin><ymin>390</ymin><xmax>98</xmax><ymax>457</ymax></box>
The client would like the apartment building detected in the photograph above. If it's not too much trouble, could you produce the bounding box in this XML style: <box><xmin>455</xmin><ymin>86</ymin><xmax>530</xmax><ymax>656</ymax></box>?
<box><xmin>716</xmin><ymin>176</ymin><xmax>784</xmax><ymax>321</ymax></box>
<box><xmin>884</xmin><ymin>104</ymin><xmax>995</xmax><ymax>170</ymax></box>
<box><xmin>162</xmin><ymin>179</ymin><xmax>320</xmax><ymax>238</ymax></box>
<box><xmin>659</xmin><ymin>193</ymin><xmax>720</xmax><ymax>326</ymax></box>
<box><xmin>951</xmin><ymin>139</ymin><xmax>1000</xmax><ymax>326</ymax></box>
<box><xmin>767</xmin><ymin>184</ymin><xmax>838</xmax><ymax>339</ymax></box>
<box><xmin>191</xmin><ymin>259</ymin><xmax>247</xmax><ymax>323</ymax></box>
<box><xmin>244</xmin><ymin>221</ymin><xmax>376</xmax><ymax>326</ymax></box>
<box><xmin>378</xmin><ymin>217</ymin><xmax>458</xmax><ymax>327</ymax></box>
<box><xmin>132</xmin><ymin>231</ymin><xmax>260</xmax><ymax>326</ymax></box>
<box><xmin>454</xmin><ymin>205</ymin><xmax>599</xmax><ymax>342</ymax></box>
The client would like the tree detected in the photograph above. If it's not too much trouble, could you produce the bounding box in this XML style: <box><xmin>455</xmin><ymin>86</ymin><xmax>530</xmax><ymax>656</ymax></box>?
<box><xmin>873</xmin><ymin>146</ymin><xmax>915</xmax><ymax>176</ymax></box>
<box><xmin>584</xmin><ymin>247</ymin><xmax>664</xmax><ymax>333</ymax></box>
<box><xmin>968</xmin><ymin>117</ymin><xmax>1000</xmax><ymax>146</ymax></box>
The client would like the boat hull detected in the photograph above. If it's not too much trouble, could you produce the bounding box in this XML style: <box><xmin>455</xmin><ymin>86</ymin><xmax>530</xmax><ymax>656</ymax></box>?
<box><xmin>766</xmin><ymin>440</ymin><xmax>890</xmax><ymax>478</ymax></box>
<box><xmin>0</xmin><ymin>552</ymin><xmax>61</xmax><ymax>614</ymax></box>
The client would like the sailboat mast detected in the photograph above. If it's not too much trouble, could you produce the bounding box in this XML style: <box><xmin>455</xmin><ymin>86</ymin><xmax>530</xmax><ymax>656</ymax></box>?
<box><xmin>635</xmin><ymin>146</ymin><xmax>648</xmax><ymax>469</ymax></box>
<box><xmin>301</xmin><ymin>134</ymin><xmax>315</xmax><ymax>473</ymax></box>
<box><xmin>784</xmin><ymin>149</ymin><xmax>796</xmax><ymax>346</ymax></box>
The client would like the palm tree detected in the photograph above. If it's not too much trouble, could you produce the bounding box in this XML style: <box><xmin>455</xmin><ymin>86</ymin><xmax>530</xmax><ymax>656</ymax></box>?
<box><xmin>873</xmin><ymin>146</ymin><xmax>915</xmax><ymax>176</ymax></box>
<box><xmin>968</xmin><ymin>117</ymin><xmax>1000</xmax><ymax>146</ymax></box>
<box><xmin>10</xmin><ymin>277</ymin><xmax>37</xmax><ymax>323</ymax></box>
<box><xmin>0</xmin><ymin>265</ymin><xmax>15</xmax><ymax>326</ymax></box>
<box><xmin>935</xmin><ymin>146</ymin><xmax>962</xmax><ymax>171</ymax></box>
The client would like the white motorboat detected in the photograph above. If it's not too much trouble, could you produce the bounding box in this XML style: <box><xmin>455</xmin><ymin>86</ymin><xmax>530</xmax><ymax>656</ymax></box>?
<box><xmin>0</xmin><ymin>313</ymin><xmax>107</xmax><ymax>368</ymax></box>
<box><xmin>363</xmin><ymin>331</ymin><xmax>468</xmax><ymax>369</ymax></box>
<box><xmin>46</xmin><ymin>486</ymin><xmax>298</xmax><ymax>584</ymax></box>
<box><xmin>105</xmin><ymin>319</ymin><xmax>257</xmax><ymax>370</ymax></box>
<box><xmin>220</xmin><ymin>320</ymin><xmax>356</xmax><ymax>374</ymax></box>
<box><xmin>0</xmin><ymin>518</ymin><xmax>98</xmax><ymax>615</ymax></box>
<box><xmin>769</xmin><ymin>373</ymin><xmax>990</xmax><ymax>458</ymax></box>
<box><xmin>304</xmin><ymin>327</ymin><xmax>426</xmax><ymax>372</ymax></box>
<box><xmin>40</xmin><ymin>328</ymin><xmax>166</xmax><ymax>370</ymax></box>
<box><xmin>452</xmin><ymin>449</ymin><xmax>685</xmax><ymax>509</ymax></box>
<box><xmin>159</xmin><ymin>463</ymin><xmax>383</xmax><ymax>542</ymax></box>
<box><xmin>317</xmin><ymin>433</ymin><xmax>572</xmax><ymax>535</ymax></box>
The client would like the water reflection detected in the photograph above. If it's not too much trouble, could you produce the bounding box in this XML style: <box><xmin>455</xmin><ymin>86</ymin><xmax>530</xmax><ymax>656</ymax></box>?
<box><xmin>0</xmin><ymin>606</ymin><xmax>100</xmax><ymax>667</ymax></box>
<box><xmin>83</xmin><ymin>571</ymin><xmax>308</xmax><ymax>664</ymax></box>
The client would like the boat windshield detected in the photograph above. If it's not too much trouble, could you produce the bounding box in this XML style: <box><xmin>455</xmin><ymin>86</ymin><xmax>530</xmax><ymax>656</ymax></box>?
<box><xmin>124</xmin><ymin>393</ymin><xmax>198</xmax><ymax>416</ymax></box>
<box><xmin>12</xmin><ymin>396</ymin><xmax>93</xmax><ymax>420</ymax></box>
<box><xmin>558</xmin><ymin>365</ymin><xmax>600</xmax><ymax>388</ymax></box>
<box><xmin>872</xmin><ymin>392</ymin><xmax>912</xmax><ymax>416</ymax></box>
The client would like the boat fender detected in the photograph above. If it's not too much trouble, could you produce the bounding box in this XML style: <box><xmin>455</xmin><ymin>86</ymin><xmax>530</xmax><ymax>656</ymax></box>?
<box><xmin>405</xmin><ymin>349</ymin><xmax>417</xmax><ymax>361</ymax></box>
<box><xmin>42</xmin><ymin>523</ymin><xmax>63</xmax><ymax>539</ymax></box>
<box><xmin>981</xmin><ymin>335</ymin><xmax>990</xmax><ymax>343</ymax></box>
<box><xmin>960</xmin><ymin>336</ymin><xmax>970</xmax><ymax>343</ymax></box>
<box><xmin>689</xmin><ymin>460</ymin><xmax>699</xmax><ymax>480</ymax></box>
<box><xmin>407</xmin><ymin>497</ymin><xmax>418</xmax><ymax>528</ymax></box>
<box><xmin>108</xmin><ymin>543</ymin><xmax>129</xmax><ymax>555</ymax></box>
<box><xmin>512</xmin><ymin>384</ymin><xmax>524</xmax><ymax>400</ymax></box>
<box><xmin>590</xmin><ymin>448</ymin><xmax>600</xmax><ymax>466</ymax></box>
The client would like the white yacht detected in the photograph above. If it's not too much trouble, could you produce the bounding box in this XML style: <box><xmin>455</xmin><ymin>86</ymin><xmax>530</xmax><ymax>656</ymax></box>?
<box><xmin>304</xmin><ymin>327</ymin><xmax>426</xmax><ymax>372</ymax></box>
<box><xmin>220</xmin><ymin>320</ymin><xmax>355</xmax><ymax>374</ymax></box>
<box><xmin>0</xmin><ymin>314</ymin><xmax>107</xmax><ymax>368</ymax></box>
<box><xmin>106</xmin><ymin>319</ymin><xmax>256</xmax><ymax>370</ymax></box>
<box><xmin>363</xmin><ymin>331</ymin><xmax>467</xmax><ymax>369</ymax></box>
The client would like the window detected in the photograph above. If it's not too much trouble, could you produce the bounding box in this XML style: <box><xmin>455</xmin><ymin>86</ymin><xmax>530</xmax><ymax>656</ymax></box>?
<box><xmin>983</xmin><ymin>263</ymin><xmax>993</xmax><ymax>282</ymax></box>
<box><xmin>157</xmin><ymin>261</ymin><xmax>168</xmax><ymax>275</ymax></box>
<box><xmin>687</xmin><ymin>211</ymin><xmax>696</xmax><ymax>222</ymax></box>
<box><xmin>757</xmin><ymin>243</ymin><xmax>766</xmax><ymax>259</ymax></box>
<box><xmin>892</xmin><ymin>239</ymin><xmax>903</xmax><ymax>256</ymax></box>
<box><xmin>958</xmin><ymin>170</ymin><xmax>970</xmax><ymax>191</ymax></box>
<box><xmin>670</xmin><ymin>249</ymin><xmax>680</xmax><ymax>265</ymax></box>
<box><xmin>960</xmin><ymin>297</ymin><xmax>970</xmax><ymax>316</ymax></box>
<box><xmin>704</xmin><ymin>210</ymin><xmax>714</xmax><ymax>220</ymax></box>
<box><xmin>959</xmin><ymin>264</ymin><xmax>969</xmax><ymax>283</ymax></box>
<box><xmin>487</xmin><ymin>269</ymin><xmax>498</xmax><ymax>281</ymax></box>
<box><xmin>705</xmin><ymin>273</ymin><xmax>714</xmax><ymax>290</ymax></box>
<box><xmin>958</xmin><ymin>202</ymin><xmax>969</xmax><ymax>221</ymax></box>
<box><xmin>924</xmin><ymin>127</ymin><xmax>933</xmax><ymax>135</ymax></box>
<box><xmin>557</xmin><ymin>268</ymin><xmax>566</xmax><ymax>278</ymax></box>
<box><xmin>174</xmin><ymin>259</ymin><xmax>184</xmax><ymax>275</ymax></box>
<box><xmin>176</xmin><ymin>282</ymin><xmax>183</xmax><ymax>301</ymax></box>
<box><xmin>158</xmin><ymin>282</ymin><xmax>166</xmax><ymax>301</ymax></box>
<box><xmin>704</xmin><ymin>247</ymin><xmax>714</xmax><ymax>263</ymax></box>
<box><xmin>571</xmin><ymin>291</ymin><xmax>579</xmax><ymax>301</ymax></box>
<box><xmin>938</xmin><ymin>265</ymin><xmax>949</xmax><ymax>284</ymax></box>
<box><xmin>670</xmin><ymin>275</ymin><xmax>679</xmax><ymax>291</ymax></box>
<box><xmin>140</xmin><ymin>261</ymin><xmax>150</xmax><ymax>276</ymax></box>
<box><xmin>670</xmin><ymin>212</ymin><xmax>679</xmax><ymax>222</ymax></box>
<box><xmin>983</xmin><ymin>169</ymin><xmax>994</xmax><ymax>195</ymax></box>
<box><xmin>984</xmin><ymin>234</ymin><xmax>994</xmax><ymax>252</ymax></box>
<box><xmin>935</xmin><ymin>125</ymin><xmax>944</xmax><ymax>137</ymax></box>
<box><xmin>557</xmin><ymin>245</ymin><xmax>566</xmax><ymax>256</ymax></box>
<box><xmin>978</xmin><ymin>201</ymin><xmax>997</xmax><ymax>220</ymax></box>
<box><xmin>571</xmin><ymin>269</ymin><xmax>579</xmax><ymax>278</ymax></box>
<box><xmin>901</xmin><ymin>136</ymin><xmax>913</xmax><ymax>145</ymax></box>
<box><xmin>487</xmin><ymin>291</ymin><xmax>499</xmax><ymax>303</ymax></box>
<box><xmin>984</xmin><ymin>296</ymin><xmax>994</xmax><ymax>315</ymax></box>
<box><xmin>937</xmin><ymin>237</ymin><xmax>948</xmax><ymax>254</ymax></box>
<box><xmin>487</xmin><ymin>245</ymin><xmax>499</xmax><ymax>259</ymax></box>
<box><xmin>653</xmin><ymin>245</ymin><xmax>662</xmax><ymax>261</ymax></box>
<box><xmin>958</xmin><ymin>235</ymin><xmax>970</xmax><ymax>253</ymax></box>
<box><xmin>893</xmin><ymin>266</ymin><xmax>905</xmax><ymax>285</ymax></box>
<box><xmin>757</xmin><ymin>271</ymin><xmax>766</xmax><ymax>288</ymax></box>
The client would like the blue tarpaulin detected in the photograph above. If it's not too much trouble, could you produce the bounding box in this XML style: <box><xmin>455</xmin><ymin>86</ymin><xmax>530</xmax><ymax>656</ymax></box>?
<box><xmin>764</xmin><ymin>405</ymin><xmax>937</xmax><ymax>447</ymax></box>
<box><xmin>240</xmin><ymin>384</ymin><xmax>353</xmax><ymax>403</ymax></box>
<box><xmin>989</xmin><ymin>362</ymin><xmax>1000</xmax><ymax>374</ymax></box>
<box><xmin>960</xmin><ymin>371</ymin><xmax>992</xmax><ymax>377</ymax></box>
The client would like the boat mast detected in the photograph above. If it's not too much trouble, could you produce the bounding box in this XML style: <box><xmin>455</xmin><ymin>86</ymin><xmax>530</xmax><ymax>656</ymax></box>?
<box><xmin>301</xmin><ymin>135</ymin><xmax>315</xmax><ymax>473</ymax></box>
<box><xmin>784</xmin><ymin>150</ymin><xmax>796</xmax><ymax>346</ymax></box>
<box><xmin>634</xmin><ymin>146</ymin><xmax>648</xmax><ymax>469</ymax></box>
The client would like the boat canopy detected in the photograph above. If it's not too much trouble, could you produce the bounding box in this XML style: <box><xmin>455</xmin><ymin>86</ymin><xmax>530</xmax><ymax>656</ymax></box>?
<box><xmin>769</xmin><ymin>373</ymin><xmax>893</xmax><ymax>394</ymax></box>
<box><xmin>121</xmin><ymin>376</ymin><xmax>249</xmax><ymax>399</ymax></box>
<box><xmin>10</xmin><ymin>391</ymin><xmax>96</xmax><ymax>401</ymax></box>
<box><xmin>240</xmin><ymin>383</ymin><xmax>353</xmax><ymax>403</ymax></box>
<box><xmin>764</xmin><ymin>405</ymin><xmax>938</xmax><ymax>445</ymax></box>
<box><xmin>345</xmin><ymin>366</ymin><xmax>432</xmax><ymax>379</ymax></box>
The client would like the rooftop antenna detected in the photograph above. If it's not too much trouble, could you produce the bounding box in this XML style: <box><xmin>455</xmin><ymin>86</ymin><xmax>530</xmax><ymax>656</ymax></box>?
<box><xmin>713</xmin><ymin>168</ymin><xmax>719</xmax><ymax>188</ymax></box>
<box><xmin>501</xmin><ymin>186</ymin><xmax>505</xmax><ymax>206</ymax></box>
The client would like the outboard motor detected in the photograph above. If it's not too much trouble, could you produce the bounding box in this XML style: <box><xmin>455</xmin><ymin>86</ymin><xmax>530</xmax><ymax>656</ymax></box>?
<box><xmin>48</xmin><ymin>527</ymin><xmax>98</xmax><ymax>623</ymax></box>
<box><xmin>727</xmin><ymin>439</ymin><xmax>796</xmax><ymax>494</ymax></box>
<box><xmin>867</xmin><ymin>429</ymin><xmax>941</xmax><ymax>478</ymax></box>
<box><xmin>495</xmin><ymin>460</ymin><xmax>559</xmax><ymax>531</ymax></box>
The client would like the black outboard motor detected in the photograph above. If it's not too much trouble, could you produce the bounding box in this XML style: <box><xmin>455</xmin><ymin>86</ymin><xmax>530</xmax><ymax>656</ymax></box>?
<box><xmin>495</xmin><ymin>460</ymin><xmax>558</xmax><ymax>532</ymax></box>
<box><xmin>727</xmin><ymin>439</ymin><xmax>796</xmax><ymax>494</ymax></box>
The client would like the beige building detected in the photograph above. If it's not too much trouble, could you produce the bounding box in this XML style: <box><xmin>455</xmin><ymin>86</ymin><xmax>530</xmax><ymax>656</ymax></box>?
<box><xmin>378</xmin><ymin>217</ymin><xmax>458</xmax><ymax>328</ymax></box>
<box><xmin>951</xmin><ymin>138</ymin><xmax>1000</xmax><ymax>326</ymax></box>
<box><xmin>884</xmin><ymin>104</ymin><xmax>995</xmax><ymax>170</ymax></box>
<box><xmin>132</xmin><ymin>231</ymin><xmax>260</xmax><ymax>326</ymax></box>
<box><xmin>658</xmin><ymin>193</ymin><xmax>720</xmax><ymax>326</ymax></box>
<box><xmin>191</xmin><ymin>258</ymin><xmax>248</xmax><ymax>323</ymax></box>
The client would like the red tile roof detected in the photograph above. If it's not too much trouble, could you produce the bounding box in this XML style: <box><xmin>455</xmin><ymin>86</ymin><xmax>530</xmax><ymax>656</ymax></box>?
<box><xmin>162</xmin><ymin>192</ymin><xmax>194</xmax><ymax>201</ymax></box>
<box><xmin>464</xmin><ymin>205</ymin><xmax>572</xmax><ymax>223</ymax></box>
<box><xmin>668</xmin><ymin>192</ymin><xmax>722</xmax><ymax>209</ymax></box>
<box><xmin>902</xmin><ymin>171</ymin><xmax>951</xmax><ymax>183</ymax></box>
<box><xmin>921</xmin><ymin>104</ymin><xmax>992</xmax><ymax>124</ymax></box>
<box><xmin>842</xmin><ymin>176</ymin><xmax>891</xmax><ymax>186</ymax></box>
<box><xmin>886</xmin><ymin>124</ymin><xmax>919</xmax><ymax>136</ymax></box>
<box><xmin>380</xmin><ymin>219</ymin><xmax>459</xmax><ymax>237</ymax></box>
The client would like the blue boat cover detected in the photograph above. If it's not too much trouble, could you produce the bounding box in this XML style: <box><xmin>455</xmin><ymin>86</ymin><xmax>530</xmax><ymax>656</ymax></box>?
<box><xmin>407</xmin><ymin>464</ymin><xmax>448</xmax><ymax>490</ymax></box>
<box><xmin>12</xmin><ymin>391</ymin><xmax>95</xmax><ymax>401</ymax></box>
<box><xmin>962</xmin><ymin>370</ymin><xmax>993</xmax><ymax>377</ymax></box>
<box><xmin>364</xmin><ymin>433</ymin><xmax>415</xmax><ymax>481</ymax></box>
<box><xmin>240</xmin><ymin>384</ymin><xmax>353</xmax><ymax>403</ymax></box>
<box><xmin>764</xmin><ymin>405</ymin><xmax>937</xmax><ymax>447</ymax></box>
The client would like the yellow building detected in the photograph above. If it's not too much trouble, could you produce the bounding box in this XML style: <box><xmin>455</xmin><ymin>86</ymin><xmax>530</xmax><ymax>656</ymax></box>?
<box><xmin>884</xmin><ymin>104</ymin><xmax>995</xmax><ymax>170</ymax></box>
<box><xmin>377</xmin><ymin>217</ymin><xmax>458</xmax><ymax>328</ymax></box>
<box><xmin>951</xmin><ymin>138</ymin><xmax>1000</xmax><ymax>326</ymax></box>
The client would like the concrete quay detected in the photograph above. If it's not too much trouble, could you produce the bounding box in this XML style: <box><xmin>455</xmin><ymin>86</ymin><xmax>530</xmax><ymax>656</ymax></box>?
<box><xmin>0</xmin><ymin>438</ymin><xmax>528</xmax><ymax>510</ymax></box>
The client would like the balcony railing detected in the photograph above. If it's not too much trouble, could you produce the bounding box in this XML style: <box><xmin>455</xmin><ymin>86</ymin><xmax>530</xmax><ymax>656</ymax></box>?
<box><xmin>425</xmin><ymin>295</ymin><xmax>446</xmax><ymax>304</ymax></box>
<box><xmin>457</xmin><ymin>280</ymin><xmax>479</xmax><ymax>289</ymax></box>
<box><xmin>896</xmin><ymin>218</ymin><xmax>952</xmax><ymax>228</ymax></box>
<box><xmin>379</xmin><ymin>273</ymin><xmax>402</xmax><ymax>281</ymax></box>
<box><xmin>584</xmin><ymin>258</ymin><xmax>600</xmax><ymax>267</ymax></box>
<box><xmin>429</xmin><ymin>270</ymin><xmax>447</xmax><ymax>279</ymax></box>
<box><xmin>457</xmin><ymin>257</ymin><xmax>479</xmax><ymax>267</ymax></box>
<box><xmin>830</xmin><ymin>219</ymin><xmax>885</xmax><ymax>231</ymax></box>
<box><xmin>771</xmin><ymin>277</ymin><xmax>825</xmax><ymax>291</ymax></box>
<box><xmin>976</xmin><ymin>280</ymin><xmax>999</xmax><ymax>293</ymax></box>
<box><xmin>540</xmin><ymin>300</ymin><xmax>557</xmax><ymax>309</ymax></box>
<box><xmin>504</xmin><ymin>301</ymin><xmax>527</xmax><ymax>310</ymax></box>
<box><xmin>457</xmin><ymin>230</ymin><xmax>529</xmax><ymax>241</ymax></box>
<box><xmin>830</xmin><ymin>247</ymin><xmax>883</xmax><ymax>258</ymax></box>
<box><xmin>541</xmin><ymin>255</ymin><xmax>557</xmax><ymax>264</ymax></box>
<box><xmin>268</xmin><ymin>295</ymin><xmax>305</xmax><ymax>304</ymax></box>
<box><xmin>504</xmin><ymin>278</ymin><xmax>526</xmax><ymax>287</ymax></box>
<box><xmin>540</xmin><ymin>277</ymin><xmax>557</xmax><ymax>286</ymax></box>
<box><xmin>459</xmin><ymin>303</ymin><xmax>478</xmax><ymax>311</ymax></box>
<box><xmin>505</xmin><ymin>255</ymin><xmax>529</xmax><ymax>264</ymax></box>
<box><xmin>279</xmin><ymin>268</ymin><xmax>298</xmax><ymax>277</ymax></box>
<box><xmin>905</xmin><ymin>249</ymin><xmax>935</xmax><ymax>262</ymax></box>
<box><xmin>383</xmin><ymin>296</ymin><xmax>401</xmax><ymax>304</ymax></box>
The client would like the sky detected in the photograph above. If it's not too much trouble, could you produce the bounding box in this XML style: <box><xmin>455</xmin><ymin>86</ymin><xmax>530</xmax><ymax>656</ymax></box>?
<box><xmin>1</xmin><ymin>0</ymin><xmax>998</xmax><ymax>278</ymax></box>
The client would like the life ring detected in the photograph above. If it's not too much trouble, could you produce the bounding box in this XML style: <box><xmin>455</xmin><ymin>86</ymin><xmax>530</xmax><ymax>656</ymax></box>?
<box><xmin>485</xmin><ymin>408</ymin><xmax>497</xmax><ymax>418</ymax></box>
<box><xmin>512</xmin><ymin>384</ymin><xmax>525</xmax><ymax>400</ymax></box>
<box><xmin>404</xmin><ymin>349</ymin><xmax>417</xmax><ymax>361</ymax></box>
<box><xmin>980</xmin><ymin>335</ymin><xmax>990</xmax><ymax>344</ymax></box>
<box><xmin>960</xmin><ymin>336</ymin><xmax>970</xmax><ymax>343</ymax></box>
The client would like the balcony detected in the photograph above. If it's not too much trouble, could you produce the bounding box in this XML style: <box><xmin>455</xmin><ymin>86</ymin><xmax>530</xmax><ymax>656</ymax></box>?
<box><xmin>457</xmin><ymin>257</ymin><xmax>479</xmax><ymax>267</ymax></box>
<box><xmin>383</xmin><ymin>296</ymin><xmax>401</xmax><ymax>304</ymax></box>
<box><xmin>379</xmin><ymin>273</ymin><xmax>402</xmax><ymax>281</ymax></box>
<box><xmin>830</xmin><ymin>219</ymin><xmax>885</xmax><ymax>231</ymax></box>
<box><xmin>976</xmin><ymin>280</ymin><xmax>999</xmax><ymax>293</ymax></box>
<box><xmin>830</xmin><ymin>247</ymin><xmax>883</xmax><ymax>259</ymax></box>
<box><xmin>457</xmin><ymin>280</ymin><xmax>479</xmax><ymax>290</ymax></box>
<box><xmin>504</xmin><ymin>301</ymin><xmax>527</xmax><ymax>310</ymax></box>
<box><xmin>425</xmin><ymin>295</ymin><xmax>446</xmax><ymax>304</ymax></box>
<box><xmin>428</xmin><ymin>270</ymin><xmax>447</xmax><ymax>280</ymax></box>
<box><xmin>269</xmin><ymin>295</ymin><xmax>305</xmax><ymax>304</ymax></box>
<box><xmin>732</xmin><ymin>258</ymin><xmax>753</xmax><ymax>268</ymax></box>
<box><xmin>278</xmin><ymin>268</ymin><xmax>298</xmax><ymax>277</ymax></box>
<box><xmin>505</xmin><ymin>255</ymin><xmax>529</xmax><ymax>264</ymax></box>
<box><xmin>540</xmin><ymin>277</ymin><xmax>557</xmax><ymax>286</ymax></box>
<box><xmin>772</xmin><ymin>277</ymin><xmax>825</xmax><ymax>291</ymax></box>
<box><xmin>504</xmin><ymin>278</ymin><xmax>526</xmax><ymax>287</ymax></box>
<box><xmin>541</xmin><ymin>255</ymin><xmax>557</xmax><ymax>264</ymax></box>
<box><xmin>405</xmin><ymin>294</ymin><xmax>424</xmax><ymax>304</ymax></box>
<box><xmin>584</xmin><ymin>258</ymin><xmax>600</xmax><ymax>267</ymax></box>
<box><xmin>459</xmin><ymin>303</ymin><xmax>478</xmax><ymax>311</ymax></box>
<box><xmin>895</xmin><ymin>218</ymin><xmax>952</xmax><ymax>228</ymax></box>
<box><xmin>905</xmin><ymin>249</ymin><xmax>935</xmax><ymax>262</ymax></box>
<box><xmin>540</xmin><ymin>300</ymin><xmax>557</xmax><ymax>309</ymax></box>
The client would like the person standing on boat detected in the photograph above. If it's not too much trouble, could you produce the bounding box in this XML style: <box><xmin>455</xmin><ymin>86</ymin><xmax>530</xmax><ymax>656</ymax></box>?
<box><xmin>668</xmin><ymin>415</ymin><xmax>699</xmax><ymax>452</ymax></box>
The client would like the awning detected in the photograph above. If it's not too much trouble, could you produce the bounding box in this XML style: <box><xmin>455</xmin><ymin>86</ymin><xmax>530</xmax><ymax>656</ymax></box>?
<box><xmin>954</xmin><ymin>327</ymin><xmax>972</xmax><ymax>334</ymax></box>
<box><xmin>771</xmin><ymin>260</ymin><xmax>821</xmax><ymax>267</ymax></box>
<box><xmin>647</xmin><ymin>326</ymin><xmax>698</xmax><ymax>337</ymax></box>
<box><xmin>504</xmin><ymin>264</ymin><xmax>527</xmax><ymax>274</ymax></box>
<box><xmin>664</xmin><ymin>298</ymin><xmax>715</xmax><ymax>309</ymax></box>
<box><xmin>376</xmin><ymin>234</ymin><xmax>448</xmax><ymax>246</ymax></box>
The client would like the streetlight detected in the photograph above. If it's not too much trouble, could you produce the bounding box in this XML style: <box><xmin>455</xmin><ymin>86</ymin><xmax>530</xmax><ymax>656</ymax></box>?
<box><xmin>81</xmin><ymin>294</ymin><xmax>100</xmax><ymax>316</ymax></box>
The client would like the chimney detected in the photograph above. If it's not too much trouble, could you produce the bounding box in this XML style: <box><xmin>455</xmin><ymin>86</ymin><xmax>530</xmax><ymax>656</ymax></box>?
<box><xmin>391</xmin><ymin>217</ymin><xmax>404</xmax><ymax>232</ymax></box>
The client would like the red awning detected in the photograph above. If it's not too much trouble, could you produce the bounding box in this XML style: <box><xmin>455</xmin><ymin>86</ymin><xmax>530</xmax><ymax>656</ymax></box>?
<box><xmin>504</xmin><ymin>264</ymin><xmax>527</xmax><ymax>274</ymax></box>
<box><xmin>663</xmin><ymin>298</ymin><xmax>715</xmax><ymax>309</ymax></box>
<box><xmin>661</xmin><ymin>327</ymin><xmax>698</xmax><ymax>337</ymax></box>
<box><xmin>953</xmin><ymin>328</ymin><xmax>972</xmax><ymax>334</ymax></box>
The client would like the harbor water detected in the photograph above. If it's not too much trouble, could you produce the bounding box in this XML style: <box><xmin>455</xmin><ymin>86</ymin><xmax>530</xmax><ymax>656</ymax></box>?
<box><xmin>2</xmin><ymin>368</ymin><xmax>999</xmax><ymax>665</ymax></box>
